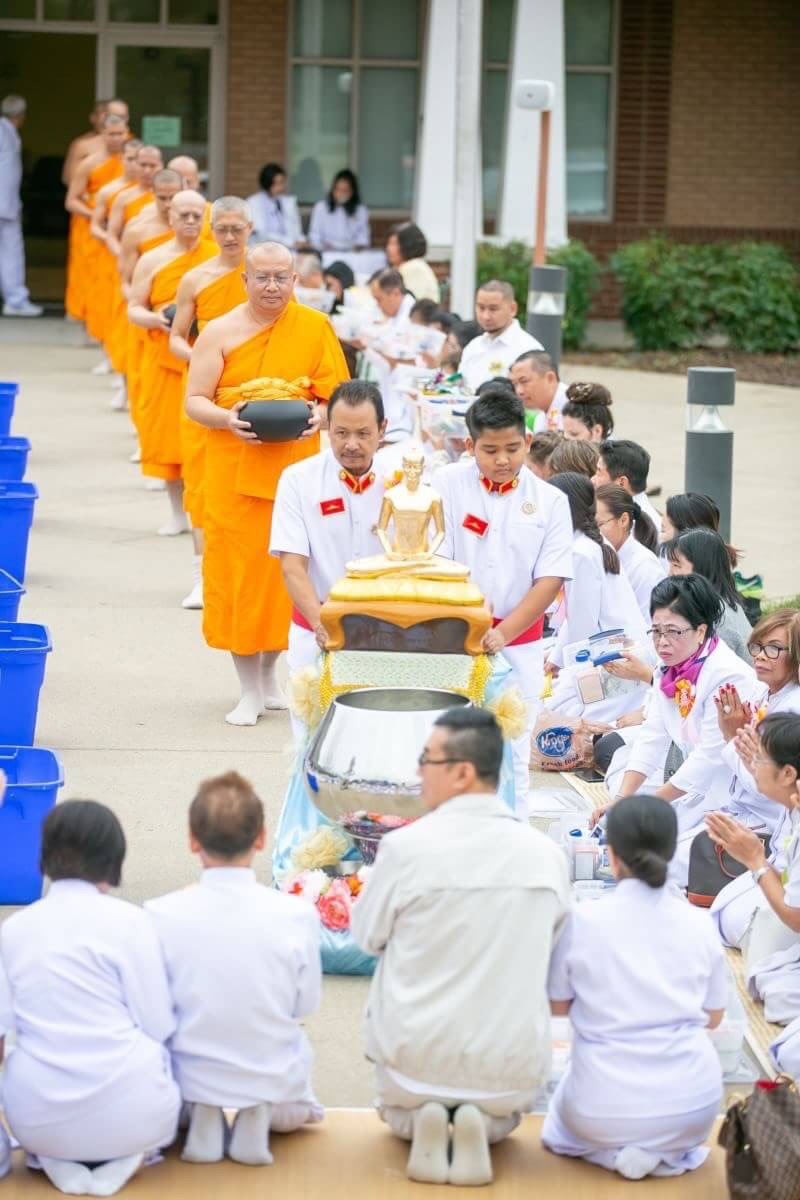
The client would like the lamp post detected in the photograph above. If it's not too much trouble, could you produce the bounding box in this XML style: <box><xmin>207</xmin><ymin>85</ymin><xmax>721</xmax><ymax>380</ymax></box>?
<box><xmin>684</xmin><ymin>367</ymin><xmax>735</xmax><ymax>542</ymax></box>
<box><xmin>514</xmin><ymin>78</ymin><xmax>566</xmax><ymax>370</ymax></box>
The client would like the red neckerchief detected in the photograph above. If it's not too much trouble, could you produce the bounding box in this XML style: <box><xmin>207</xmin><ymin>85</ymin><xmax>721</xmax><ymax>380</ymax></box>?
<box><xmin>480</xmin><ymin>473</ymin><xmax>520</xmax><ymax>495</ymax></box>
<box><xmin>339</xmin><ymin>468</ymin><xmax>375</xmax><ymax>495</ymax></box>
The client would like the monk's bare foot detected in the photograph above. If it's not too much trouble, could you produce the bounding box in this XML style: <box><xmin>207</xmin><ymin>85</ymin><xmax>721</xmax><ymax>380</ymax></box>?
<box><xmin>158</xmin><ymin>514</ymin><xmax>190</xmax><ymax>536</ymax></box>
<box><xmin>225</xmin><ymin>695</ymin><xmax>263</xmax><ymax>726</ymax></box>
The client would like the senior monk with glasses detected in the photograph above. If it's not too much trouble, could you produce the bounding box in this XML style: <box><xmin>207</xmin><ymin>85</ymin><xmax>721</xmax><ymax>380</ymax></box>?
<box><xmin>186</xmin><ymin>242</ymin><xmax>348</xmax><ymax>725</ymax></box>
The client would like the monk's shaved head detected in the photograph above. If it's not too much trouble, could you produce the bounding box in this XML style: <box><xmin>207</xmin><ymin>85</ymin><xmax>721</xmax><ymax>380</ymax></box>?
<box><xmin>103</xmin><ymin>113</ymin><xmax>127</xmax><ymax>130</ymax></box>
<box><xmin>137</xmin><ymin>144</ymin><xmax>162</xmax><ymax>162</ymax></box>
<box><xmin>245</xmin><ymin>241</ymin><xmax>294</xmax><ymax>272</ymax></box>
<box><xmin>153</xmin><ymin>168</ymin><xmax>182</xmax><ymax>188</ymax></box>
<box><xmin>211</xmin><ymin>195</ymin><xmax>252</xmax><ymax>224</ymax></box>
<box><xmin>172</xmin><ymin>188</ymin><xmax>206</xmax><ymax>211</ymax></box>
<box><xmin>168</xmin><ymin>155</ymin><xmax>200</xmax><ymax>189</ymax></box>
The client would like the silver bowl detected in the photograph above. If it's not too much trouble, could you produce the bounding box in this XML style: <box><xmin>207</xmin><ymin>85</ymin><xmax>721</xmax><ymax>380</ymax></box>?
<box><xmin>304</xmin><ymin>687</ymin><xmax>471</xmax><ymax>823</ymax></box>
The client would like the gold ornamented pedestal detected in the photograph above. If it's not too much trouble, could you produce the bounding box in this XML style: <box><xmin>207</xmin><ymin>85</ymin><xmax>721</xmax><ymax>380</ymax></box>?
<box><xmin>320</xmin><ymin>448</ymin><xmax>492</xmax><ymax>655</ymax></box>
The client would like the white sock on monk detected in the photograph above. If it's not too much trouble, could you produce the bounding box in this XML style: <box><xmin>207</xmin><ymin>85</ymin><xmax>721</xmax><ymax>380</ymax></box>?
<box><xmin>110</xmin><ymin>378</ymin><xmax>127</xmax><ymax>412</ymax></box>
<box><xmin>226</xmin><ymin>653</ymin><xmax>263</xmax><ymax>726</ymax></box>
<box><xmin>87</xmin><ymin>1153</ymin><xmax>144</xmax><ymax>1196</ymax></box>
<box><xmin>261</xmin><ymin>651</ymin><xmax>287</xmax><ymax>710</ymax></box>
<box><xmin>181</xmin><ymin>554</ymin><xmax>203</xmax><ymax>610</ymax></box>
<box><xmin>228</xmin><ymin>1104</ymin><xmax>273</xmax><ymax>1166</ymax></box>
<box><xmin>406</xmin><ymin>1103</ymin><xmax>449</xmax><ymax>1185</ymax></box>
<box><xmin>158</xmin><ymin>480</ymin><xmax>190</xmax><ymax>536</ymax></box>
<box><xmin>129</xmin><ymin>446</ymin><xmax>141</xmax><ymax>463</ymax></box>
<box><xmin>91</xmin><ymin>354</ymin><xmax>111</xmax><ymax>376</ymax></box>
<box><xmin>449</xmin><ymin>1104</ymin><xmax>493</xmax><ymax>1187</ymax></box>
<box><xmin>182</xmin><ymin>1104</ymin><xmax>226</xmax><ymax>1163</ymax></box>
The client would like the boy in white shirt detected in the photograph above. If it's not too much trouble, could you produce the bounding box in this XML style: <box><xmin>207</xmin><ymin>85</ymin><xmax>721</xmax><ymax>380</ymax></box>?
<box><xmin>145</xmin><ymin>772</ymin><xmax>323</xmax><ymax>1167</ymax></box>
<box><xmin>459</xmin><ymin>280</ymin><xmax>542</xmax><ymax>393</ymax></box>
<box><xmin>436</xmin><ymin>391</ymin><xmax>573</xmax><ymax>810</ymax></box>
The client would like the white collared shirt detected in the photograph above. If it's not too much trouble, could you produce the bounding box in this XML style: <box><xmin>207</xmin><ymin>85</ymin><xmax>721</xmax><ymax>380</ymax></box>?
<box><xmin>308</xmin><ymin>200</ymin><xmax>370</xmax><ymax>252</ymax></box>
<box><xmin>531</xmin><ymin>380</ymin><xmax>568</xmax><ymax>433</ymax></box>
<box><xmin>352</xmin><ymin>792</ymin><xmax>570</xmax><ymax>1093</ymax></box>
<box><xmin>459</xmin><ymin>319</ymin><xmax>542</xmax><ymax>392</ymax></box>
<box><xmin>436</xmin><ymin>460</ymin><xmax>573</xmax><ymax>619</ymax></box>
<box><xmin>618</xmin><ymin>532</ymin><xmax>667</xmax><ymax>622</ymax></box>
<box><xmin>270</xmin><ymin>448</ymin><xmax>385</xmax><ymax>603</ymax></box>
<box><xmin>246</xmin><ymin>191</ymin><xmax>302</xmax><ymax>248</ymax></box>
<box><xmin>634</xmin><ymin>489</ymin><xmax>662</xmax><ymax>531</ymax></box>
<box><xmin>145</xmin><ymin>868</ymin><xmax>321</xmax><ymax>1108</ymax></box>
<box><xmin>551</xmin><ymin>531</ymin><xmax>649</xmax><ymax>666</ymax></box>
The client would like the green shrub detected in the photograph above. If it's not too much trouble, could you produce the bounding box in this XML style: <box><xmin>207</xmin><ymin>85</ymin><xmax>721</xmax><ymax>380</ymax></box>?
<box><xmin>611</xmin><ymin>237</ymin><xmax>800</xmax><ymax>352</ymax></box>
<box><xmin>476</xmin><ymin>239</ymin><xmax>600</xmax><ymax>349</ymax></box>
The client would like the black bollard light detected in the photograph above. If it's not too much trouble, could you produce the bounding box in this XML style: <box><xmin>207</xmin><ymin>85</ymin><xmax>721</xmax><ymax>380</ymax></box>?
<box><xmin>527</xmin><ymin>264</ymin><xmax>567</xmax><ymax>372</ymax></box>
<box><xmin>684</xmin><ymin>366</ymin><xmax>735</xmax><ymax>542</ymax></box>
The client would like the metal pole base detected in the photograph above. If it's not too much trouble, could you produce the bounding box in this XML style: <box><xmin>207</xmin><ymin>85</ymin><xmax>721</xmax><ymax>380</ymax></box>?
<box><xmin>684</xmin><ymin>429</ymin><xmax>734</xmax><ymax>543</ymax></box>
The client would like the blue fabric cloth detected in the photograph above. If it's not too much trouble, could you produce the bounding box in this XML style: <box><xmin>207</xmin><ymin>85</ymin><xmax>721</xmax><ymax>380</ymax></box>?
<box><xmin>272</xmin><ymin>658</ymin><xmax>517</xmax><ymax>975</ymax></box>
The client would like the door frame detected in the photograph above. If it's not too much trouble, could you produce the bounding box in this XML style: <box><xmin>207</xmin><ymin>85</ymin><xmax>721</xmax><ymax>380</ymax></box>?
<box><xmin>98</xmin><ymin>27</ymin><xmax>225</xmax><ymax>194</ymax></box>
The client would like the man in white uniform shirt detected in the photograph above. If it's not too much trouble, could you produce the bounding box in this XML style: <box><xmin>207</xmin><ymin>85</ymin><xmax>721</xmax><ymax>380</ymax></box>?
<box><xmin>592</xmin><ymin>438</ymin><xmax>661</xmax><ymax>532</ymax></box>
<box><xmin>270</xmin><ymin>381</ymin><xmax>388</xmax><ymax>687</ymax></box>
<box><xmin>436</xmin><ymin>390</ymin><xmax>573</xmax><ymax>810</ymax></box>
<box><xmin>459</xmin><ymin>280</ymin><xmax>540</xmax><ymax>393</ymax></box>
<box><xmin>145</xmin><ymin>771</ymin><xmax>322</xmax><ymax>1166</ymax></box>
<box><xmin>361</xmin><ymin>267</ymin><xmax>416</xmax><ymax>440</ymax></box>
<box><xmin>352</xmin><ymin>707</ymin><xmax>570</xmax><ymax>1186</ymax></box>
<box><xmin>510</xmin><ymin>349</ymin><xmax>567</xmax><ymax>432</ymax></box>
<box><xmin>0</xmin><ymin>95</ymin><xmax>42</xmax><ymax>317</ymax></box>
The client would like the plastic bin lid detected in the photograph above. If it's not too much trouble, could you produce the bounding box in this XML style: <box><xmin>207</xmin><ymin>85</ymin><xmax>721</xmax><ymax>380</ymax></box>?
<box><xmin>0</xmin><ymin>481</ymin><xmax>37</xmax><ymax>500</ymax></box>
<box><xmin>0</xmin><ymin>745</ymin><xmax>64</xmax><ymax>787</ymax></box>
<box><xmin>0</xmin><ymin>622</ymin><xmax>52</xmax><ymax>652</ymax></box>
<box><xmin>0</xmin><ymin>569</ymin><xmax>24</xmax><ymax>593</ymax></box>
<box><xmin>0</xmin><ymin>436</ymin><xmax>31</xmax><ymax>451</ymax></box>
<box><xmin>0</xmin><ymin>382</ymin><xmax>19</xmax><ymax>392</ymax></box>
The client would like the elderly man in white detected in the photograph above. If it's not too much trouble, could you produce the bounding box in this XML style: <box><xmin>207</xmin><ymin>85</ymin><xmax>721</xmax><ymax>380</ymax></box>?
<box><xmin>352</xmin><ymin>707</ymin><xmax>570</xmax><ymax>1187</ymax></box>
<box><xmin>0</xmin><ymin>95</ymin><xmax>42</xmax><ymax>317</ymax></box>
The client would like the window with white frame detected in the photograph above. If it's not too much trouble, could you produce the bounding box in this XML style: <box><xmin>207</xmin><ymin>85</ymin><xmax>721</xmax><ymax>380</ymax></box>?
<box><xmin>481</xmin><ymin>0</ymin><xmax>616</xmax><ymax>220</ymax></box>
<box><xmin>289</xmin><ymin>0</ymin><xmax>422</xmax><ymax>211</ymax></box>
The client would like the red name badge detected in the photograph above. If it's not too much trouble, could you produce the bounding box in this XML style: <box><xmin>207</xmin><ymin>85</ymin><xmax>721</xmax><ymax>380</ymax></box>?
<box><xmin>319</xmin><ymin>497</ymin><xmax>346</xmax><ymax>517</ymax></box>
<box><xmin>463</xmin><ymin>512</ymin><xmax>489</xmax><ymax>537</ymax></box>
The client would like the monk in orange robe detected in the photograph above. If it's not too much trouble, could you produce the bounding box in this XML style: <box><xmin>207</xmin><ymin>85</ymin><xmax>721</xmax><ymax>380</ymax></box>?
<box><xmin>186</xmin><ymin>242</ymin><xmax>349</xmax><ymax>725</ymax></box>
<box><xmin>63</xmin><ymin>99</ymin><xmax>128</xmax><ymax>321</ymax></box>
<box><xmin>128</xmin><ymin>191</ymin><xmax>216</xmax><ymax>531</ymax></box>
<box><xmin>105</xmin><ymin>145</ymin><xmax>164</xmax><ymax>259</ymax></box>
<box><xmin>86</xmin><ymin>138</ymin><xmax>142</xmax><ymax>361</ymax></box>
<box><xmin>168</xmin><ymin>195</ymin><xmax>252</xmax><ymax>610</ymax></box>
<box><xmin>64</xmin><ymin>113</ymin><xmax>128</xmax><ymax>328</ymax></box>
<box><xmin>109</xmin><ymin>169</ymin><xmax>183</xmax><ymax>430</ymax></box>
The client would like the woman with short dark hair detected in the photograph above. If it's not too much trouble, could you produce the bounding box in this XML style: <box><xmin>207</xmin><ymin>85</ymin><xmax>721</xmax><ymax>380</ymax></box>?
<box><xmin>308</xmin><ymin>169</ymin><xmax>370</xmax><ymax>253</ymax></box>
<box><xmin>543</xmin><ymin>793</ymin><xmax>726</xmax><ymax>1181</ymax></box>
<box><xmin>0</xmin><ymin>800</ymin><xmax>180</xmax><ymax>1193</ymax></box>
<box><xmin>606</xmin><ymin>575</ymin><xmax>759</xmax><ymax>885</ymax></box>
<box><xmin>667</xmin><ymin>527</ymin><xmax>752</xmax><ymax>662</ymax></box>
<box><xmin>246</xmin><ymin>162</ymin><xmax>302</xmax><ymax>248</ymax></box>
<box><xmin>385</xmin><ymin>221</ymin><xmax>440</xmax><ymax>302</ymax></box>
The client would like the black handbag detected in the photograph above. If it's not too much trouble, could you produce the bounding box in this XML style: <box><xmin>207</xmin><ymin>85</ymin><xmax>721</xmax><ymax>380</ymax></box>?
<box><xmin>688</xmin><ymin>829</ymin><xmax>771</xmax><ymax>908</ymax></box>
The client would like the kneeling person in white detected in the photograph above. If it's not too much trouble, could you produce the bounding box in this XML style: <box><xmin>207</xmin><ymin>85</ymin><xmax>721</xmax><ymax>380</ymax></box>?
<box><xmin>543</xmin><ymin>794</ymin><xmax>726</xmax><ymax>1180</ymax></box>
<box><xmin>352</xmin><ymin>708</ymin><xmax>570</xmax><ymax>1186</ymax></box>
<box><xmin>270</xmin><ymin>381</ymin><xmax>387</xmax><ymax>698</ymax></box>
<box><xmin>435</xmin><ymin>391</ymin><xmax>573</xmax><ymax>811</ymax></box>
<box><xmin>0</xmin><ymin>801</ymin><xmax>180</xmax><ymax>1196</ymax></box>
<box><xmin>145</xmin><ymin>771</ymin><xmax>323</xmax><ymax>1166</ymax></box>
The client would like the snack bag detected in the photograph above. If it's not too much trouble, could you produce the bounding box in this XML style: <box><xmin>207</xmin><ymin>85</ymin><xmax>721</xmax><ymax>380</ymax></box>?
<box><xmin>530</xmin><ymin>713</ymin><xmax>595</xmax><ymax>772</ymax></box>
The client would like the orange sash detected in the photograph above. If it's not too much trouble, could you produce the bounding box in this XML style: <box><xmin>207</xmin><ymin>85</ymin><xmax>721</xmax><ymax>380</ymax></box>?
<box><xmin>124</xmin><ymin>190</ymin><xmax>153</xmax><ymax>226</ymax></box>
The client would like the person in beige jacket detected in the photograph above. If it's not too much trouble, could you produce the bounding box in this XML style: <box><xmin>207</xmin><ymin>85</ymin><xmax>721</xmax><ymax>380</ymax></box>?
<box><xmin>351</xmin><ymin>707</ymin><xmax>570</xmax><ymax>1187</ymax></box>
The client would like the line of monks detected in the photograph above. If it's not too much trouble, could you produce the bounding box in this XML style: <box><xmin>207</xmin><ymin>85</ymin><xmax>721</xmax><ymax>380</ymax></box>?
<box><xmin>62</xmin><ymin>99</ymin><xmax>350</xmax><ymax>726</ymax></box>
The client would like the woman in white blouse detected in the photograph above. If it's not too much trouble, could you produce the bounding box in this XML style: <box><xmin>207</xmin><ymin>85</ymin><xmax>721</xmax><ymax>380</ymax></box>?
<box><xmin>385</xmin><ymin>221</ymin><xmax>440</xmax><ymax>303</ymax></box>
<box><xmin>246</xmin><ymin>162</ymin><xmax>302</xmax><ymax>248</ymax></box>
<box><xmin>308</xmin><ymin>169</ymin><xmax>370</xmax><ymax>253</ymax></box>
<box><xmin>596</xmin><ymin>483</ymin><xmax>666</xmax><ymax>622</ymax></box>
<box><xmin>0</xmin><ymin>801</ymin><xmax>180</xmax><ymax>1194</ymax></box>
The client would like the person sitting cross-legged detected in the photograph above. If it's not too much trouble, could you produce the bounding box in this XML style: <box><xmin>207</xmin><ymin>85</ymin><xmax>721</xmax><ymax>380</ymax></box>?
<box><xmin>145</xmin><ymin>771</ymin><xmax>323</xmax><ymax>1167</ymax></box>
<box><xmin>352</xmin><ymin>708</ymin><xmax>569</xmax><ymax>1187</ymax></box>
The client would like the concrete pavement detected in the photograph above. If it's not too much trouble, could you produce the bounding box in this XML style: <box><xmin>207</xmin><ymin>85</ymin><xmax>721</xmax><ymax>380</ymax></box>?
<box><xmin>0</xmin><ymin>318</ymin><xmax>797</xmax><ymax>1108</ymax></box>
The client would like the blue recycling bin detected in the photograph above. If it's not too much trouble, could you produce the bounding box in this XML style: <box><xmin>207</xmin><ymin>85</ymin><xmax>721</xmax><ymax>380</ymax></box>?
<box><xmin>0</xmin><ymin>623</ymin><xmax>52</xmax><ymax>746</ymax></box>
<box><xmin>0</xmin><ymin>382</ymin><xmax>18</xmax><ymax>438</ymax></box>
<box><xmin>0</xmin><ymin>436</ymin><xmax>31</xmax><ymax>481</ymax></box>
<box><xmin>0</xmin><ymin>570</ymin><xmax>24</xmax><ymax>621</ymax></box>
<box><xmin>0</xmin><ymin>481</ymin><xmax>37</xmax><ymax>582</ymax></box>
<box><xmin>0</xmin><ymin>746</ymin><xmax>64</xmax><ymax>903</ymax></box>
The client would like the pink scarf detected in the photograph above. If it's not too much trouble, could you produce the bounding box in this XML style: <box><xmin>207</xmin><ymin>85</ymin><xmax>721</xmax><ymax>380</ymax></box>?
<box><xmin>659</xmin><ymin>636</ymin><xmax>719</xmax><ymax>700</ymax></box>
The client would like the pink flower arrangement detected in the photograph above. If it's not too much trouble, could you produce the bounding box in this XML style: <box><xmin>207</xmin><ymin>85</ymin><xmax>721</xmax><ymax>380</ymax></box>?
<box><xmin>281</xmin><ymin>867</ymin><xmax>371</xmax><ymax>932</ymax></box>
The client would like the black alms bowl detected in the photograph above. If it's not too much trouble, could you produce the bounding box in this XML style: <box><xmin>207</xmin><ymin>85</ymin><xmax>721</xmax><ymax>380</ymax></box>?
<box><xmin>238</xmin><ymin>399</ymin><xmax>312</xmax><ymax>442</ymax></box>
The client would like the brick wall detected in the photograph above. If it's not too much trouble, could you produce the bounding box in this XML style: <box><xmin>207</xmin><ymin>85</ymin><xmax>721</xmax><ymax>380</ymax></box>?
<box><xmin>225</xmin><ymin>0</ymin><xmax>288</xmax><ymax>199</ymax></box>
<box><xmin>667</xmin><ymin>0</ymin><xmax>800</xmax><ymax>229</ymax></box>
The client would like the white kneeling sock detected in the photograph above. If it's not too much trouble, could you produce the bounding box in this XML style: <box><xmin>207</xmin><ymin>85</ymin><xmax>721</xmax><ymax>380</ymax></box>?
<box><xmin>87</xmin><ymin>1154</ymin><xmax>144</xmax><ymax>1196</ymax></box>
<box><xmin>181</xmin><ymin>1103</ymin><xmax>226</xmax><ymax>1163</ymax></box>
<box><xmin>449</xmin><ymin>1104</ymin><xmax>493</xmax><ymax>1187</ymax></box>
<box><xmin>406</xmin><ymin>1103</ymin><xmax>449</xmax><ymax>1185</ymax></box>
<box><xmin>228</xmin><ymin>1104</ymin><xmax>273</xmax><ymax>1166</ymax></box>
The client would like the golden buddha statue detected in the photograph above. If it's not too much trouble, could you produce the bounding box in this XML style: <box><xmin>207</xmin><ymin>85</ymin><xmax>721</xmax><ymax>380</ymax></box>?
<box><xmin>346</xmin><ymin>449</ymin><xmax>469</xmax><ymax>581</ymax></box>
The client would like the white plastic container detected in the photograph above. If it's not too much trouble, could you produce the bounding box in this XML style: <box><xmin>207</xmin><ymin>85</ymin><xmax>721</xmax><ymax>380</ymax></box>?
<box><xmin>707</xmin><ymin>977</ymin><xmax>748</xmax><ymax>1076</ymax></box>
